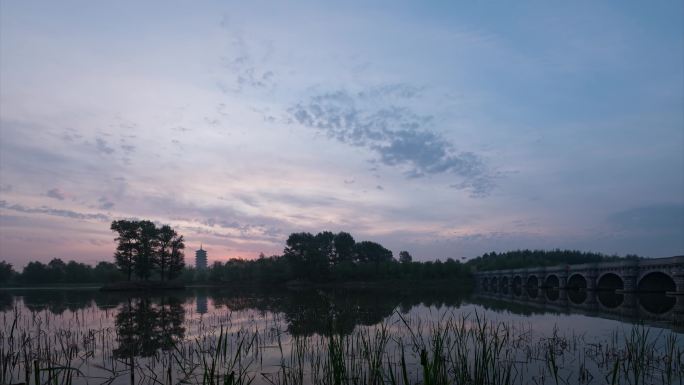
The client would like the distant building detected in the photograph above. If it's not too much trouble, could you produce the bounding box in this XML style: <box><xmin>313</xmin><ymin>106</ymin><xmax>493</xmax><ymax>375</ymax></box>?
<box><xmin>195</xmin><ymin>244</ymin><xmax>207</xmax><ymax>270</ymax></box>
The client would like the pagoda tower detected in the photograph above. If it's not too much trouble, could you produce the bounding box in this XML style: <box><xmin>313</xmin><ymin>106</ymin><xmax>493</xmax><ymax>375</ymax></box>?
<box><xmin>195</xmin><ymin>244</ymin><xmax>207</xmax><ymax>270</ymax></box>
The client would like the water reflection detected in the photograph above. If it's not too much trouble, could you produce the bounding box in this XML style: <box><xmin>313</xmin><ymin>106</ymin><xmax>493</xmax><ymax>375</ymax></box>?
<box><xmin>597</xmin><ymin>290</ymin><xmax>624</xmax><ymax>309</ymax></box>
<box><xmin>196</xmin><ymin>294</ymin><xmax>208</xmax><ymax>314</ymax></box>
<box><xmin>545</xmin><ymin>287</ymin><xmax>559</xmax><ymax>301</ymax></box>
<box><xmin>567</xmin><ymin>288</ymin><xmax>587</xmax><ymax>304</ymax></box>
<box><xmin>114</xmin><ymin>296</ymin><xmax>185</xmax><ymax>358</ymax></box>
<box><xmin>0</xmin><ymin>291</ymin><xmax>13</xmax><ymax>312</ymax></box>
<box><xmin>2</xmin><ymin>283</ymin><xmax>681</xmax><ymax>359</ymax></box>
<box><xmin>639</xmin><ymin>293</ymin><xmax>677</xmax><ymax>315</ymax></box>
<box><xmin>3</xmin><ymin>286</ymin><xmax>471</xmax><ymax>337</ymax></box>
<box><xmin>22</xmin><ymin>290</ymin><xmax>101</xmax><ymax>314</ymax></box>
<box><xmin>2</xmin><ymin>284</ymin><xmax>682</xmax><ymax>385</ymax></box>
<box><xmin>211</xmin><ymin>287</ymin><xmax>469</xmax><ymax>336</ymax></box>
<box><xmin>475</xmin><ymin>284</ymin><xmax>681</xmax><ymax>332</ymax></box>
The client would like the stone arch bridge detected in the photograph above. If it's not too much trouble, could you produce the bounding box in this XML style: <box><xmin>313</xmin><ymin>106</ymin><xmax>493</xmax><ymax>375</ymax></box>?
<box><xmin>475</xmin><ymin>256</ymin><xmax>684</xmax><ymax>295</ymax></box>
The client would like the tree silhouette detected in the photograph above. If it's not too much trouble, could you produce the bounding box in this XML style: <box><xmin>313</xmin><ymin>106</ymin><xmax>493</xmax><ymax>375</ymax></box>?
<box><xmin>0</xmin><ymin>261</ymin><xmax>14</xmax><ymax>285</ymax></box>
<box><xmin>111</xmin><ymin>220</ymin><xmax>139</xmax><ymax>281</ymax></box>
<box><xmin>21</xmin><ymin>261</ymin><xmax>49</xmax><ymax>283</ymax></box>
<box><xmin>111</xmin><ymin>220</ymin><xmax>185</xmax><ymax>282</ymax></box>
<box><xmin>354</xmin><ymin>241</ymin><xmax>394</xmax><ymax>274</ymax></box>
<box><xmin>134</xmin><ymin>220</ymin><xmax>158</xmax><ymax>280</ymax></box>
<box><xmin>168</xmin><ymin>234</ymin><xmax>185</xmax><ymax>280</ymax></box>
<box><xmin>154</xmin><ymin>225</ymin><xmax>175</xmax><ymax>282</ymax></box>
<box><xmin>47</xmin><ymin>258</ymin><xmax>66</xmax><ymax>282</ymax></box>
<box><xmin>399</xmin><ymin>250</ymin><xmax>413</xmax><ymax>264</ymax></box>
<box><xmin>333</xmin><ymin>232</ymin><xmax>356</xmax><ymax>264</ymax></box>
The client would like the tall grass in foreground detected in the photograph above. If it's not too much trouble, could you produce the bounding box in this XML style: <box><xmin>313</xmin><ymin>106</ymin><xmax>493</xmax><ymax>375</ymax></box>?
<box><xmin>1</xmin><ymin>304</ymin><xmax>683</xmax><ymax>385</ymax></box>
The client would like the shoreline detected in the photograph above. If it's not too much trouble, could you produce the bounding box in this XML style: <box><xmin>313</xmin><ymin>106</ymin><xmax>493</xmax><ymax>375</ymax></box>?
<box><xmin>0</xmin><ymin>278</ymin><xmax>473</xmax><ymax>291</ymax></box>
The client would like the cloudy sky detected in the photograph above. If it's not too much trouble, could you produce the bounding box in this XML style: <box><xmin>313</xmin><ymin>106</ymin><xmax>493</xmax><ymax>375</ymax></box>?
<box><xmin>1</xmin><ymin>1</ymin><xmax>682</xmax><ymax>267</ymax></box>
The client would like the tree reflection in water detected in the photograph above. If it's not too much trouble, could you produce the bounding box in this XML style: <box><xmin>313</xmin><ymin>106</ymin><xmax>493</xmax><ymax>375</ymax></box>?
<box><xmin>9</xmin><ymin>287</ymin><xmax>469</xmax><ymax>338</ymax></box>
<box><xmin>114</xmin><ymin>296</ymin><xmax>185</xmax><ymax>358</ymax></box>
<box><xmin>211</xmin><ymin>287</ymin><xmax>469</xmax><ymax>336</ymax></box>
<box><xmin>0</xmin><ymin>291</ymin><xmax>13</xmax><ymax>312</ymax></box>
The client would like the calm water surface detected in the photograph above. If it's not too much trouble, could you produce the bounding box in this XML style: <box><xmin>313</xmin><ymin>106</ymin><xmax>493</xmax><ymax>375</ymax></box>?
<box><xmin>1</xmin><ymin>286</ymin><xmax>682</xmax><ymax>384</ymax></box>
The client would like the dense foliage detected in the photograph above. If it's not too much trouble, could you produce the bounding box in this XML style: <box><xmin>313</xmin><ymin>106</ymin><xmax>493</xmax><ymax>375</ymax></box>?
<box><xmin>203</xmin><ymin>231</ymin><xmax>468</xmax><ymax>284</ymax></box>
<box><xmin>466</xmin><ymin>249</ymin><xmax>640</xmax><ymax>271</ymax></box>
<box><xmin>204</xmin><ymin>254</ymin><xmax>468</xmax><ymax>284</ymax></box>
<box><xmin>0</xmin><ymin>259</ymin><xmax>124</xmax><ymax>285</ymax></box>
<box><xmin>110</xmin><ymin>220</ymin><xmax>185</xmax><ymax>281</ymax></box>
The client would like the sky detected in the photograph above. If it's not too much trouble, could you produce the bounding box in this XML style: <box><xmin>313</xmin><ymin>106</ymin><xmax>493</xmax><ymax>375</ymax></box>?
<box><xmin>1</xmin><ymin>1</ymin><xmax>682</xmax><ymax>267</ymax></box>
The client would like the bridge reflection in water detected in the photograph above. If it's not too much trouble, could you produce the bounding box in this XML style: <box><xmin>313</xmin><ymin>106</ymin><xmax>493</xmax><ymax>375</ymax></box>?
<box><xmin>474</xmin><ymin>256</ymin><xmax>684</xmax><ymax>331</ymax></box>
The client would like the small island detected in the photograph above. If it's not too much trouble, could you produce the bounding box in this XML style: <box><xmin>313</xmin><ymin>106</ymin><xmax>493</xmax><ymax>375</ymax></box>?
<box><xmin>101</xmin><ymin>219</ymin><xmax>186</xmax><ymax>291</ymax></box>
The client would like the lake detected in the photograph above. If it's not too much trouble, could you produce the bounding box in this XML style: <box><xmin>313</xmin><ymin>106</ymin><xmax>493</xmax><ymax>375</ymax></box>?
<box><xmin>0</xmin><ymin>286</ymin><xmax>682</xmax><ymax>385</ymax></box>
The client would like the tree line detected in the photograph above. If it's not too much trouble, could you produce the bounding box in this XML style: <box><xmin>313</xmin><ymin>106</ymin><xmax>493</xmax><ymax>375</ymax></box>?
<box><xmin>0</xmin><ymin>222</ymin><xmax>643</xmax><ymax>286</ymax></box>
<box><xmin>0</xmin><ymin>220</ymin><xmax>187</xmax><ymax>286</ymax></box>
<box><xmin>466</xmin><ymin>249</ymin><xmax>641</xmax><ymax>271</ymax></box>
<box><xmin>0</xmin><ymin>259</ymin><xmax>123</xmax><ymax>285</ymax></box>
<box><xmin>110</xmin><ymin>220</ymin><xmax>185</xmax><ymax>281</ymax></box>
<box><xmin>204</xmin><ymin>231</ymin><xmax>469</xmax><ymax>284</ymax></box>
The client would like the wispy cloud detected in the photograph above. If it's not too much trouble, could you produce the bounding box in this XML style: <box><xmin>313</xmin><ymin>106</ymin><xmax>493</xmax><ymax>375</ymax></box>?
<box><xmin>0</xmin><ymin>200</ymin><xmax>110</xmax><ymax>221</ymax></box>
<box><xmin>46</xmin><ymin>188</ymin><xmax>66</xmax><ymax>200</ymax></box>
<box><xmin>289</xmin><ymin>87</ymin><xmax>496</xmax><ymax>196</ymax></box>
<box><xmin>140</xmin><ymin>196</ymin><xmax>288</xmax><ymax>242</ymax></box>
<box><xmin>97</xmin><ymin>196</ymin><xmax>115</xmax><ymax>210</ymax></box>
<box><xmin>95</xmin><ymin>137</ymin><xmax>115</xmax><ymax>155</ymax></box>
<box><xmin>218</xmin><ymin>18</ymin><xmax>277</xmax><ymax>94</ymax></box>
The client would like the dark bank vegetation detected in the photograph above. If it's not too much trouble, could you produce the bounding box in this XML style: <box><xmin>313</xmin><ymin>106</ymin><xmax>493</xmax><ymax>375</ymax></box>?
<box><xmin>0</xmin><ymin>258</ymin><xmax>123</xmax><ymax>286</ymax></box>
<box><xmin>467</xmin><ymin>249</ymin><xmax>641</xmax><ymax>271</ymax></box>
<box><xmin>0</xmin><ymin>220</ymin><xmax>643</xmax><ymax>287</ymax></box>
<box><xmin>205</xmin><ymin>231</ymin><xmax>469</xmax><ymax>285</ymax></box>
<box><xmin>188</xmin><ymin>237</ymin><xmax>642</xmax><ymax>285</ymax></box>
<box><xmin>110</xmin><ymin>219</ymin><xmax>185</xmax><ymax>282</ymax></box>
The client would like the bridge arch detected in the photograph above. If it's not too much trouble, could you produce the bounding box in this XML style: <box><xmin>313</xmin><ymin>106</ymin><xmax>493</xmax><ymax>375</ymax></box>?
<box><xmin>512</xmin><ymin>275</ymin><xmax>522</xmax><ymax>296</ymax></box>
<box><xmin>567</xmin><ymin>273</ymin><xmax>587</xmax><ymax>304</ymax></box>
<box><xmin>566</xmin><ymin>273</ymin><xmax>587</xmax><ymax>290</ymax></box>
<box><xmin>491</xmin><ymin>277</ymin><xmax>498</xmax><ymax>293</ymax></box>
<box><xmin>482</xmin><ymin>277</ymin><xmax>490</xmax><ymax>291</ymax></box>
<box><xmin>597</xmin><ymin>273</ymin><xmax>623</xmax><ymax>292</ymax></box>
<box><xmin>637</xmin><ymin>272</ymin><xmax>677</xmax><ymax>315</ymax></box>
<box><xmin>544</xmin><ymin>274</ymin><xmax>560</xmax><ymax>289</ymax></box>
<box><xmin>637</xmin><ymin>271</ymin><xmax>676</xmax><ymax>293</ymax></box>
